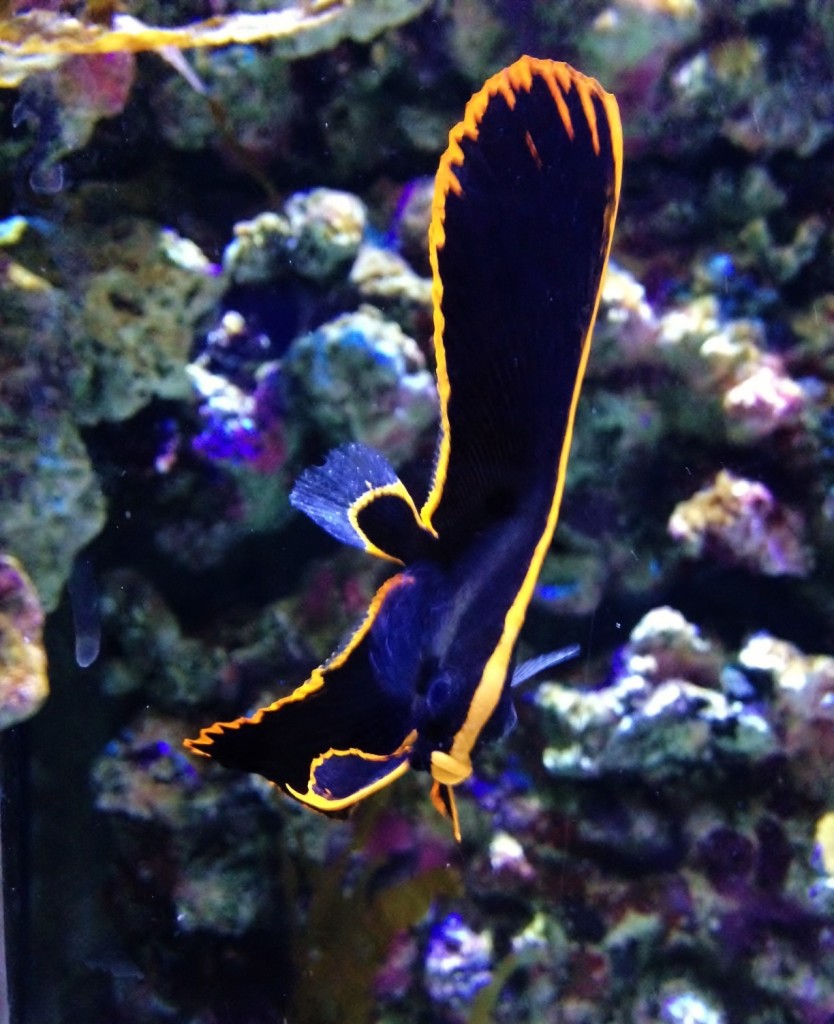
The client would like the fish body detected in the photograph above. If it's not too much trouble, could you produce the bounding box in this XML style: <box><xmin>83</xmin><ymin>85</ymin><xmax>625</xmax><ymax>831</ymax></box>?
<box><xmin>185</xmin><ymin>56</ymin><xmax>623</xmax><ymax>839</ymax></box>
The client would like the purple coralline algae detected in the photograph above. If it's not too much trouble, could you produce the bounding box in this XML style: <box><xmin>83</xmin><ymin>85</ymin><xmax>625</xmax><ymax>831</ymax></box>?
<box><xmin>436</xmin><ymin>604</ymin><xmax>834</xmax><ymax>1023</ymax></box>
<box><xmin>188</xmin><ymin>313</ymin><xmax>287</xmax><ymax>472</ymax></box>
<box><xmin>390</xmin><ymin>175</ymin><xmax>434</xmax><ymax>274</ymax></box>
<box><xmin>699</xmin><ymin>320</ymin><xmax>810</xmax><ymax>443</ymax></box>
<box><xmin>668</xmin><ymin>469</ymin><xmax>813</xmax><ymax>577</ymax></box>
<box><xmin>13</xmin><ymin>50</ymin><xmax>136</xmax><ymax>193</ymax></box>
<box><xmin>0</xmin><ymin>553</ymin><xmax>48</xmax><ymax>729</ymax></box>
<box><xmin>424</xmin><ymin>912</ymin><xmax>493</xmax><ymax>1015</ymax></box>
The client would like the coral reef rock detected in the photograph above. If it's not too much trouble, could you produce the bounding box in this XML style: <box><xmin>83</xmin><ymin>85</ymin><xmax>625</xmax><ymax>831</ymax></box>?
<box><xmin>668</xmin><ymin>470</ymin><xmax>813</xmax><ymax>577</ymax></box>
<box><xmin>284</xmin><ymin>304</ymin><xmax>437</xmax><ymax>463</ymax></box>
<box><xmin>0</xmin><ymin>554</ymin><xmax>48</xmax><ymax>729</ymax></box>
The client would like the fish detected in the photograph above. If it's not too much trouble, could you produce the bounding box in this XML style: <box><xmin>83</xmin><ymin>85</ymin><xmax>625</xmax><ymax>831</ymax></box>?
<box><xmin>185</xmin><ymin>56</ymin><xmax>623</xmax><ymax>840</ymax></box>
<box><xmin>67</xmin><ymin>554</ymin><xmax>101</xmax><ymax>669</ymax></box>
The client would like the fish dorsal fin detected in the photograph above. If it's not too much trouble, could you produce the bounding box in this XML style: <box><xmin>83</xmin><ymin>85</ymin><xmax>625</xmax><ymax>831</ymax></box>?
<box><xmin>290</xmin><ymin>442</ymin><xmax>436</xmax><ymax>564</ymax></box>
<box><xmin>511</xmin><ymin>644</ymin><xmax>580</xmax><ymax>687</ymax></box>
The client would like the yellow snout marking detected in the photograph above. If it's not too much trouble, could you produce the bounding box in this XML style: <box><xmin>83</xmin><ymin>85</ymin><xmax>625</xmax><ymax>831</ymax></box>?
<box><xmin>431</xmin><ymin>750</ymin><xmax>472</xmax><ymax>787</ymax></box>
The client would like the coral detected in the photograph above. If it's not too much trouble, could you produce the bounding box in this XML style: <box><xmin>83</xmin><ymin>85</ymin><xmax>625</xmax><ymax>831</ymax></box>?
<box><xmin>14</xmin><ymin>50</ymin><xmax>135</xmax><ymax>193</ymax></box>
<box><xmin>13</xmin><ymin>2</ymin><xmax>834</xmax><ymax>1021</ymax></box>
<box><xmin>695</xmin><ymin>318</ymin><xmax>811</xmax><ymax>444</ymax></box>
<box><xmin>703</xmin><ymin>166</ymin><xmax>786</xmax><ymax>232</ymax></box>
<box><xmin>668</xmin><ymin>470</ymin><xmax>812</xmax><ymax>577</ymax></box>
<box><xmin>70</xmin><ymin>219</ymin><xmax>225</xmax><ymax>423</ymax></box>
<box><xmin>391</xmin><ymin>176</ymin><xmax>434</xmax><ymax>274</ymax></box>
<box><xmin>626</xmin><ymin>606</ymin><xmax>722</xmax><ymax>689</ymax></box>
<box><xmin>225</xmin><ymin>189</ymin><xmax>367</xmax><ymax>284</ymax></box>
<box><xmin>536</xmin><ymin>606</ymin><xmax>777</xmax><ymax>784</ymax></box>
<box><xmin>721</xmin><ymin>364</ymin><xmax>807</xmax><ymax>443</ymax></box>
<box><xmin>0</xmin><ymin>244</ymin><xmax>107</xmax><ymax>609</ymax></box>
<box><xmin>97</xmin><ymin>569</ymin><xmax>229</xmax><ymax>707</ymax></box>
<box><xmin>0</xmin><ymin>553</ymin><xmax>48</xmax><ymax>729</ymax></box>
<box><xmin>0</xmin><ymin>406</ymin><xmax>106</xmax><ymax>610</ymax></box>
<box><xmin>282</xmin><ymin>188</ymin><xmax>367</xmax><ymax>282</ymax></box>
<box><xmin>791</xmin><ymin>294</ymin><xmax>834</xmax><ymax>365</ymax></box>
<box><xmin>594</xmin><ymin>260</ymin><xmax>662</xmax><ymax>365</ymax></box>
<box><xmin>186</xmin><ymin>300</ymin><xmax>292</xmax><ymax>474</ymax></box>
<box><xmin>722</xmin><ymin>78</ymin><xmax>834</xmax><ymax>159</ymax></box>
<box><xmin>738</xmin><ymin>633</ymin><xmax>834</xmax><ymax>802</ymax></box>
<box><xmin>283</xmin><ymin>304</ymin><xmax>437</xmax><ymax>463</ymax></box>
<box><xmin>424</xmin><ymin>913</ymin><xmax>493</xmax><ymax>1015</ymax></box>
<box><xmin>578</xmin><ymin>0</ymin><xmax>703</xmax><ymax>133</ymax></box>
<box><xmin>538</xmin><ymin>669</ymin><xmax>777</xmax><ymax>785</ymax></box>
<box><xmin>153</xmin><ymin>43</ymin><xmax>294</xmax><ymax>156</ymax></box>
<box><xmin>738</xmin><ymin>216</ymin><xmax>827</xmax><ymax>287</ymax></box>
<box><xmin>223</xmin><ymin>211</ymin><xmax>293</xmax><ymax>287</ymax></box>
<box><xmin>93</xmin><ymin>711</ymin><xmax>208</xmax><ymax>828</ymax></box>
<box><xmin>0</xmin><ymin>1</ymin><xmax>383</xmax><ymax>86</ymax></box>
<box><xmin>90</xmin><ymin>706</ymin><xmax>305</xmax><ymax>1017</ymax></box>
<box><xmin>348</xmin><ymin>242</ymin><xmax>432</xmax><ymax>342</ymax></box>
<box><xmin>172</xmin><ymin>860</ymin><xmax>265</xmax><ymax>937</ymax></box>
<box><xmin>632</xmin><ymin>983</ymin><xmax>726</xmax><ymax>1024</ymax></box>
<box><xmin>469</xmin><ymin>607</ymin><xmax>834</xmax><ymax>1023</ymax></box>
<box><xmin>445</xmin><ymin>0</ymin><xmax>513</xmax><ymax>87</ymax></box>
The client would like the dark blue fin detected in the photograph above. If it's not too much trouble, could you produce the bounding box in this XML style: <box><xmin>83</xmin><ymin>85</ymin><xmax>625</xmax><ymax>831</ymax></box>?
<box><xmin>290</xmin><ymin>442</ymin><xmax>436</xmax><ymax>564</ymax></box>
<box><xmin>184</xmin><ymin>573</ymin><xmax>417</xmax><ymax>800</ymax></box>
<box><xmin>511</xmin><ymin>644</ymin><xmax>580</xmax><ymax>687</ymax></box>
<box><xmin>292</xmin><ymin>747</ymin><xmax>412</xmax><ymax>811</ymax></box>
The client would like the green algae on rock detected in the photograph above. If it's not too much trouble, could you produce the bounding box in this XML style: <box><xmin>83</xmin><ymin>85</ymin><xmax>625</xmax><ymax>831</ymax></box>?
<box><xmin>70</xmin><ymin>219</ymin><xmax>225</xmax><ymax>424</ymax></box>
<box><xmin>0</xmin><ymin>246</ymin><xmax>107</xmax><ymax>610</ymax></box>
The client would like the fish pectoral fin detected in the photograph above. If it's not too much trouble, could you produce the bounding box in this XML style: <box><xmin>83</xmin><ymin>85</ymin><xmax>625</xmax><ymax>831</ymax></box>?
<box><xmin>291</xmin><ymin>442</ymin><xmax>436</xmax><ymax>564</ymax></box>
<box><xmin>511</xmin><ymin>644</ymin><xmax>580</xmax><ymax>687</ymax></box>
<box><xmin>287</xmin><ymin>746</ymin><xmax>412</xmax><ymax>812</ymax></box>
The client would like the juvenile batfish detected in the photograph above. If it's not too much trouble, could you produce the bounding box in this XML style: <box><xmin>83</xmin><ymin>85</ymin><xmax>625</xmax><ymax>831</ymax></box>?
<box><xmin>186</xmin><ymin>56</ymin><xmax>623</xmax><ymax>840</ymax></box>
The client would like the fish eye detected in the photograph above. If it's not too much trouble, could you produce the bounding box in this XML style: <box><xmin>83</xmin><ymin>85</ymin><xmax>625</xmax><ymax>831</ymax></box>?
<box><xmin>414</xmin><ymin>656</ymin><xmax>439</xmax><ymax>696</ymax></box>
<box><xmin>426</xmin><ymin>673</ymin><xmax>452</xmax><ymax>717</ymax></box>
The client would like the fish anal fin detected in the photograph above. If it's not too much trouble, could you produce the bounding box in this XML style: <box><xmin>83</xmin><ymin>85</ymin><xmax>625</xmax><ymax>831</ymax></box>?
<box><xmin>288</xmin><ymin>745</ymin><xmax>413</xmax><ymax>812</ymax></box>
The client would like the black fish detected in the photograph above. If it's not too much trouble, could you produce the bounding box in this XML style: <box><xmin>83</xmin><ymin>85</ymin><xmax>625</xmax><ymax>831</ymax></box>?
<box><xmin>185</xmin><ymin>57</ymin><xmax>622</xmax><ymax>840</ymax></box>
